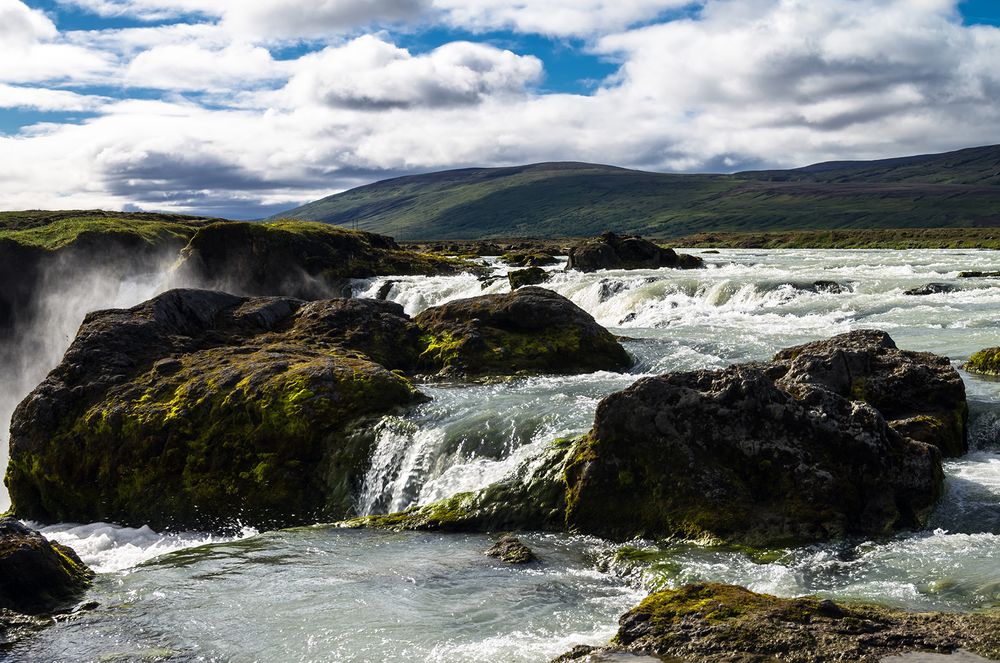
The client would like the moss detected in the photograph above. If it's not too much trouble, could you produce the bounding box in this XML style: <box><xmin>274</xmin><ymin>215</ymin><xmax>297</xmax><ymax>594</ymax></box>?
<box><xmin>340</xmin><ymin>492</ymin><xmax>479</xmax><ymax>531</ymax></box>
<box><xmin>964</xmin><ymin>347</ymin><xmax>1000</xmax><ymax>377</ymax></box>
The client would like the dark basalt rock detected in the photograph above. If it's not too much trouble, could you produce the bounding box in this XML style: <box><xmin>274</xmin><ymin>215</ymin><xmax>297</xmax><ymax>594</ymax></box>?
<box><xmin>508</xmin><ymin>267</ymin><xmax>550</xmax><ymax>289</ymax></box>
<box><xmin>485</xmin><ymin>535</ymin><xmax>536</xmax><ymax>564</ymax></box>
<box><xmin>501</xmin><ymin>251</ymin><xmax>559</xmax><ymax>267</ymax></box>
<box><xmin>964</xmin><ymin>347</ymin><xmax>1000</xmax><ymax>377</ymax></box>
<box><xmin>904</xmin><ymin>282</ymin><xmax>957</xmax><ymax>296</ymax></box>
<box><xmin>771</xmin><ymin>329</ymin><xmax>968</xmax><ymax>457</ymax></box>
<box><xmin>6</xmin><ymin>289</ymin><xmax>426</xmax><ymax>531</ymax></box>
<box><xmin>0</xmin><ymin>519</ymin><xmax>93</xmax><ymax>615</ymax></box>
<box><xmin>556</xmin><ymin>584</ymin><xmax>1000</xmax><ymax>663</ymax></box>
<box><xmin>414</xmin><ymin>287</ymin><xmax>631</xmax><ymax>377</ymax></box>
<box><xmin>565</xmin><ymin>362</ymin><xmax>943</xmax><ymax>545</ymax></box>
<box><xmin>566</xmin><ymin>232</ymin><xmax>704</xmax><ymax>273</ymax></box>
<box><xmin>958</xmin><ymin>271</ymin><xmax>1000</xmax><ymax>278</ymax></box>
<box><xmin>353</xmin><ymin>330</ymin><xmax>952</xmax><ymax>548</ymax></box>
<box><xmin>171</xmin><ymin>220</ymin><xmax>467</xmax><ymax>299</ymax></box>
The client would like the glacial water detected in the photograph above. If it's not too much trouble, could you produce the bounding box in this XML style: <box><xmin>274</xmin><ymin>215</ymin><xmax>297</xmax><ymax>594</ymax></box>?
<box><xmin>8</xmin><ymin>248</ymin><xmax>1000</xmax><ymax>662</ymax></box>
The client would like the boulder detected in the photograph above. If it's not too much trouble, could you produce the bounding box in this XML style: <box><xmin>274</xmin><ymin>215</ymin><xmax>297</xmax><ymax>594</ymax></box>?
<box><xmin>905</xmin><ymin>283</ymin><xmax>957</xmax><ymax>296</ymax></box>
<box><xmin>508</xmin><ymin>267</ymin><xmax>550</xmax><ymax>289</ymax></box>
<box><xmin>0</xmin><ymin>519</ymin><xmax>93</xmax><ymax>615</ymax></box>
<box><xmin>485</xmin><ymin>535</ymin><xmax>536</xmax><ymax>564</ymax></box>
<box><xmin>500</xmin><ymin>251</ymin><xmax>558</xmax><ymax>267</ymax></box>
<box><xmin>171</xmin><ymin>220</ymin><xmax>468</xmax><ymax>299</ymax></box>
<box><xmin>414</xmin><ymin>287</ymin><xmax>632</xmax><ymax>377</ymax></box>
<box><xmin>958</xmin><ymin>271</ymin><xmax>1000</xmax><ymax>278</ymax></box>
<box><xmin>964</xmin><ymin>347</ymin><xmax>1000</xmax><ymax>377</ymax></box>
<box><xmin>771</xmin><ymin>330</ymin><xmax>968</xmax><ymax>456</ymax></box>
<box><xmin>564</xmin><ymin>363</ymin><xmax>942</xmax><ymax>545</ymax></box>
<box><xmin>566</xmin><ymin>232</ymin><xmax>704</xmax><ymax>272</ymax></box>
<box><xmin>351</xmin><ymin>331</ymin><xmax>952</xmax><ymax>547</ymax></box>
<box><xmin>6</xmin><ymin>289</ymin><xmax>426</xmax><ymax>531</ymax></box>
<box><xmin>557</xmin><ymin>584</ymin><xmax>1000</xmax><ymax>663</ymax></box>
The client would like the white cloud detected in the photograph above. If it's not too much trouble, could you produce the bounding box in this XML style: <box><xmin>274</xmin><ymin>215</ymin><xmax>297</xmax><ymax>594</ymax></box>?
<box><xmin>126</xmin><ymin>42</ymin><xmax>289</xmax><ymax>91</ymax></box>
<box><xmin>0</xmin><ymin>84</ymin><xmax>109</xmax><ymax>111</ymax></box>
<box><xmin>433</xmin><ymin>0</ymin><xmax>695</xmax><ymax>37</ymax></box>
<box><xmin>0</xmin><ymin>0</ymin><xmax>112</xmax><ymax>84</ymax></box>
<box><xmin>3</xmin><ymin>0</ymin><xmax>1000</xmax><ymax>217</ymax></box>
<box><xmin>283</xmin><ymin>35</ymin><xmax>542</xmax><ymax>109</ymax></box>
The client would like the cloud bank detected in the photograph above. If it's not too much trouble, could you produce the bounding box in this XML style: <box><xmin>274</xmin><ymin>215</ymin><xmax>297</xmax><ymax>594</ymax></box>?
<box><xmin>1</xmin><ymin>0</ymin><xmax>999</xmax><ymax>217</ymax></box>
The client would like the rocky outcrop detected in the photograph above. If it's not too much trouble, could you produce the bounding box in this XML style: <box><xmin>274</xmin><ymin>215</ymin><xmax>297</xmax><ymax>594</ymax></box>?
<box><xmin>485</xmin><ymin>535</ymin><xmax>536</xmax><ymax>564</ymax></box>
<box><xmin>566</xmin><ymin>232</ymin><xmax>704</xmax><ymax>272</ymax></box>
<box><xmin>557</xmin><ymin>584</ymin><xmax>1000</xmax><ymax>663</ymax></box>
<box><xmin>6</xmin><ymin>289</ymin><xmax>426</xmax><ymax>531</ymax></box>
<box><xmin>564</xmin><ymin>361</ymin><xmax>942</xmax><ymax>546</ymax></box>
<box><xmin>771</xmin><ymin>330</ymin><xmax>967</xmax><ymax>456</ymax></box>
<box><xmin>352</xmin><ymin>330</ymin><xmax>951</xmax><ymax>547</ymax></box>
<box><xmin>500</xmin><ymin>251</ymin><xmax>558</xmax><ymax>267</ymax></box>
<box><xmin>0</xmin><ymin>519</ymin><xmax>93</xmax><ymax>615</ymax></box>
<box><xmin>905</xmin><ymin>283</ymin><xmax>956</xmax><ymax>296</ymax></box>
<box><xmin>508</xmin><ymin>267</ymin><xmax>550</xmax><ymax>289</ymax></box>
<box><xmin>964</xmin><ymin>348</ymin><xmax>1000</xmax><ymax>377</ymax></box>
<box><xmin>171</xmin><ymin>220</ymin><xmax>469</xmax><ymax>299</ymax></box>
<box><xmin>414</xmin><ymin>287</ymin><xmax>631</xmax><ymax>377</ymax></box>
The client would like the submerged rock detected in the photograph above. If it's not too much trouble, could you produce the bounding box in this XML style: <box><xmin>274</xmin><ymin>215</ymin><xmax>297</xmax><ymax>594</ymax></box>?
<box><xmin>414</xmin><ymin>287</ymin><xmax>632</xmax><ymax>377</ymax></box>
<box><xmin>352</xmin><ymin>330</ymin><xmax>953</xmax><ymax>547</ymax></box>
<box><xmin>771</xmin><ymin>330</ymin><xmax>968</xmax><ymax>456</ymax></box>
<box><xmin>485</xmin><ymin>535</ymin><xmax>536</xmax><ymax>564</ymax></box>
<box><xmin>0</xmin><ymin>519</ymin><xmax>93</xmax><ymax>615</ymax></box>
<box><xmin>172</xmin><ymin>220</ymin><xmax>468</xmax><ymax>299</ymax></box>
<box><xmin>508</xmin><ymin>267</ymin><xmax>550</xmax><ymax>289</ymax></box>
<box><xmin>964</xmin><ymin>348</ymin><xmax>1000</xmax><ymax>377</ymax></box>
<box><xmin>904</xmin><ymin>283</ymin><xmax>957</xmax><ymax>296</ymax></box>
<box><xmin>566</xmin><ymin>232</ymin><xmax>704</xmax><ymax>273</ymax></box>
<box><xmin>557</xmin><ymin>584</ymin><xmax>1000</xmax><ymax>663</ymax></box>
<box><xmin>6</xmin><ymin>289</ymin><xmax>426</xmax><ymax>531</ymax></box>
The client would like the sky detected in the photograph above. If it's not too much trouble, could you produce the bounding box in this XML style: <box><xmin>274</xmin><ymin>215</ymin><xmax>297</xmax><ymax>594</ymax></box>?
<box><xmin>1</xmin><ymin>0</ymin><xmax>999</xmax><ymax>218</ymax></box>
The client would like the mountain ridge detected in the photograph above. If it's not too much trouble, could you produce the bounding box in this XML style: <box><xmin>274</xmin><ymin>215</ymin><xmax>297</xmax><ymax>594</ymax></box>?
<box><xmin>273</xmin><ymin>145</ymin><xmax>1000</xmax><ymax>240</ymax></box>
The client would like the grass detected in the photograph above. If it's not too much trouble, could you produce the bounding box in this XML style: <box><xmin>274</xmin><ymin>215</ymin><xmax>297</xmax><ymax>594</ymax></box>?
<box><xmin>0</xmin><ymin>210</ymin><xmax>223</xmax><ymax>251</ymax></box>
<box><xmin>271</xmin><ymin>145</ymin><xmax>1000</xmax><ymax>240</ymax></box>
<box><xmin>677</xmin><ymin>227</ymin><xmax>1000</xmax><ymax>249</ymax></box>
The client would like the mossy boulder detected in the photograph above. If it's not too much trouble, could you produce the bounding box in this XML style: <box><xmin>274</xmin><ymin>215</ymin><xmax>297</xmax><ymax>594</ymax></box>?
<box><xmin>352</xmin><ymin>331</ymin><xmax>951</xmax><ymax>548</ymax></box>
<box><xmin>772</xmin><ymin>330</ymin><xmax>968</xmax><ymax>456</ymax></box>
<box><xmin>0</xmin><ymin>519</ymin><xmax>93</xmax><ymax>615</ymax></box>
<box><xmin>964</xmin><ymin>347</ymin><xmax>1000</xmax><ymax>377</ymax></box>
<box><xmin>508</xmin><ymin>267</ymin><xmax>550</xmax><ymax>289</ymax></box>
<box><xmin>557</xmin><ymin>583</ymin><xmax>1000</xmax><ymax>662</ymax></box>
<box><xmin>6</xmin><ymin>289</ymin><xmax>426</xmax><ymax>531</ymax></box>
<box><xmin>565</xmin><ymin>362</ymin><xmax>943</xmax><ymax>546</ymax></box>
<box><xmin>566</xmin><ymin>232</ymin><xmax>704</xmax><ymax>272</ymax></box>
<box><xmin>414</xmin><ymin>287</ymin><xmax>631</xmax><ymax>377</ymax></box>
<box><xmin>172</xmin><ymin>220</ymin><xmax>470</xmax><ymax>299</ymax></box>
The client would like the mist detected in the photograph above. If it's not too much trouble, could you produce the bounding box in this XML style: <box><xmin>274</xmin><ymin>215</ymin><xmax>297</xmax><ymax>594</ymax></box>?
<box><xmin>0</xmin><ymin>251</ymin><xmax>181</xmax><ymax>511</ymax></box>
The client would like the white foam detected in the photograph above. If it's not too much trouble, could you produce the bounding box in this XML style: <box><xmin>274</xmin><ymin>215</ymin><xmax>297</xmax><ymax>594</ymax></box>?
<box><xmin>37</xmin><ymin>521</ymin><xmax>257</xmax><ymax>574</ymax></box>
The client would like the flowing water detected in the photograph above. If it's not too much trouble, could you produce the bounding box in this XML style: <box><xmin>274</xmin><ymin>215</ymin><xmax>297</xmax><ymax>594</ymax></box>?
<box><xmin>8</xmin><ymin>249</ymin><xmax>1000</xmax><ymax>662</ymax></box>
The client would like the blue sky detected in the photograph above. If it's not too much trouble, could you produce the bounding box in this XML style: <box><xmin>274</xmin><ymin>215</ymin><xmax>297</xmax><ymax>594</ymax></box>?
<box><xmin>2</xmin><ymin>0</ymin><xmax>1000</xmax><ymax>217</ymax></box>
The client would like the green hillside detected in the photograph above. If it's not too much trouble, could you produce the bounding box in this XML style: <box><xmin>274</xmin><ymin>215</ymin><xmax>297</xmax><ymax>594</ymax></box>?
<box><xmin>272</xmin><ymin>145</ymin><xmax>1000</xmax><ymax>240</ymax></box>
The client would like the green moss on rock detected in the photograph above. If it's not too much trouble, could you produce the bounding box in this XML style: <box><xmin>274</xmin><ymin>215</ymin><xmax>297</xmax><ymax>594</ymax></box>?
<box><xmin>6</xmin><ymin>290</ymin><xmax>426</xmax><ymax>531</ymax></box>
<box><xmin>556</xmin><ymin>583</ymin><xmax>1000</xmax><ymax>663</ymax></box>
<box><xmin>414</xmin><ymin>287</ymin><xmax>631</xmax><ymax>377</ymax></box>
<box><xmin>964</xmin><ymin>347</ymin><xmax>1000</xmax><ymax>377</ymax></box>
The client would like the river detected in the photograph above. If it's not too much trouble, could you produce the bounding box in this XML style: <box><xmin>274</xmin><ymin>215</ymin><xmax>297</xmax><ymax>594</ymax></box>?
<box><xmin>8</xmin><ymin>248</ymin><xmax>1000</xmax><ymax>661</ymax></box>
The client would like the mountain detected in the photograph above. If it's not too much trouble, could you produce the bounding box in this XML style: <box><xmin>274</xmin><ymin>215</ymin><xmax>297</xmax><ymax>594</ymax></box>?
<box><xmin>272</xmin><ymin>145</ymin><xmax>1000</xmax><ymax>239</ymax></box>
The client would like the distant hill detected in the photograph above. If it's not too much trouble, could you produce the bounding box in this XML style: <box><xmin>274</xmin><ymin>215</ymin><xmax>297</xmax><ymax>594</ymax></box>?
<box><xmin>272</xmin><ymin>145</ymin><xmax>1000</xmax><ymax>239</ymax></box>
